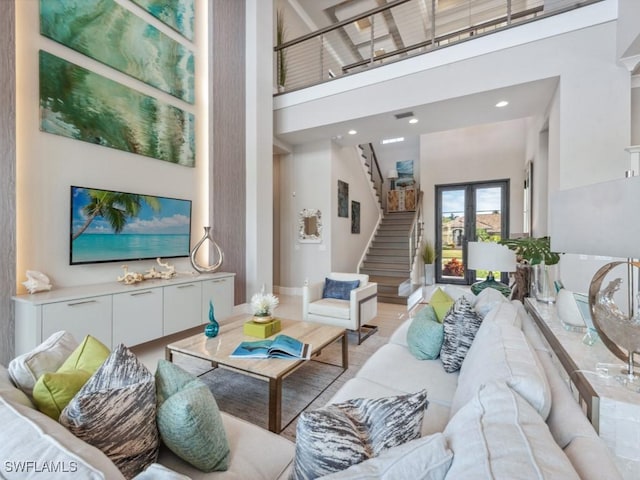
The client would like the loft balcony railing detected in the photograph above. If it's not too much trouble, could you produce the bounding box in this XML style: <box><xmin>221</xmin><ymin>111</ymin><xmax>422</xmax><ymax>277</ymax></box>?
<box><xmin>274</xmin><ymin>0</ymin><xmax>603</xmax><ymax>94</ymax></box>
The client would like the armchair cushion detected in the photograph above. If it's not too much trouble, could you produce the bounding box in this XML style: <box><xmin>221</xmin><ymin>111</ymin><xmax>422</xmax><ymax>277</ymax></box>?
<box><xmin>323</xmin><ymin>278</ymin><xmax>360</xmax><ymax>300</ymax></box>
<box><xmin>308</xmin><ymin>298</ymin><xmax>351</xmax><ymax>320</ymax></box>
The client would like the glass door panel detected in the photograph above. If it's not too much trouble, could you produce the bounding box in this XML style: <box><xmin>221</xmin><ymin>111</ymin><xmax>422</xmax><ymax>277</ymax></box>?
<box><xmin>438</xmin><ymin>188</ymin><xmax>466</xmax><ymax>283</ymax></box>
<box><xmin>473</xmin><ymin>186</ymin><xmax>505</xmax><ymax>282</ymax></box>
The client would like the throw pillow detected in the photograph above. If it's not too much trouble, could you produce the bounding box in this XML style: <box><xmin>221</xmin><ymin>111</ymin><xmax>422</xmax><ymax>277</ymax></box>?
<box><xmin>439</xmin><ymin>296</ymin><xmax>483</xmax><ymax>373</ymax></box>
<box><xmin>155</xmin><ymin>360</ymin><xmax>230</xmax><ymax>472</ymax></box>
<box><xmin>318</xmin><ymin>433</ymin><xmax>452</xmax><ymax>480</ymax></box>
<box><xmin>0</xmin><ymin>364</ymin><xmax>34</xmax><ymax>408</ymax></box>
<box><xmin>444</xmin><ymin>382</ymin><xmax>580</xmax><ymax>479</ymax></box>
<box><xmin>473</xmin><ymin>287</ymin><xmax>508</xmax><ymax>318</ymax></box>
<box><xmin>291</xmin><ymin>390</ymin><xmax>428</xmax><ymax>480</ymax></box>
<box><xmin>32</xmin><ymin>335</ymin><xmax>110</xmax><ymax>419</ymax></box>
<box><xmin>406</xmin><ymin>305</ymin><xmax>444</xmax><ymax>360</ymax></box>
<box><xmin>8</xmin><ymin>330</ymin><xmax>78</xmax><ymax>398</ymax></box>
<box><xmin>60</xmin><ymin>344</ymin><xmax>159</xmax><ymax>479</ymax></box>
<box><xmin>322</xmin><ymin>278</ymin><xmax>360</xmax><ymax>300</ymax></box>
<box><xmin>429</xmin><ymin>288</ymin><xmax>454</xmax><ymax>322</ymax></box>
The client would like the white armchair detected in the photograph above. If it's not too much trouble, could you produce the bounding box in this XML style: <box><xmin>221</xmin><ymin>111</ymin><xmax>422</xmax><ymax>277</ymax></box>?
<box><xmin>302</xmin><ymin>272</ymin><xmax>378</xmax><ymax>344</ymax></box>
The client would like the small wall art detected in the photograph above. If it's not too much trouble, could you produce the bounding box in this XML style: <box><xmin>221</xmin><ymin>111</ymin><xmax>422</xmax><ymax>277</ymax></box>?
<box><xmin>351</xmin><ymin>201</ymin><xmax>360</xmax><ymax>234</ymax></box>
<box><xmin>338</xmin><ymin>180</ymin><xmax>349</xmax><ymax>218</ymax></box>
<box><xmin>40</xmin><ymin>51</ymin><xmax>195</xmax><ymax>167</ymax></box>
<box><xmin>131</xmin><ymin>0</ymin><xmax>195</xmax><ymax>41</ymax></box>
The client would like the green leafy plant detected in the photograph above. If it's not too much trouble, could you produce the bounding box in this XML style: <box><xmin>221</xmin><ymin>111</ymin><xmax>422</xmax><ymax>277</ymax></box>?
<box><xmin>276</xmin><ymin>9</ymin><xmax>287</xmax><ymax>89</ymax></box>
<box><xmin>498</xmin><ymin>236</ymin><xmax>561</xmax><ymax>265</ymax></box>
<box><xmin>422</xmin><ymin>240</ymin><xmax>436</xmax><ymax>264</ymax></box>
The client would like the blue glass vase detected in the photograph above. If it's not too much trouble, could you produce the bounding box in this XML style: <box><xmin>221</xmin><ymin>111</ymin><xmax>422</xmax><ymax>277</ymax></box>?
<box><xmin>204</xmin><ymin>300</ymin><xmax>219</xmax><ymax>338</ymax></box>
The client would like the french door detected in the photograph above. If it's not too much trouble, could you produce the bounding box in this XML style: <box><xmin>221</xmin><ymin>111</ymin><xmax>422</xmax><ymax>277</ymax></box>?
<box><xmin>435</xmin><ymin>180</ymin><xmax>509</xmax><ymax>285</ymax></box>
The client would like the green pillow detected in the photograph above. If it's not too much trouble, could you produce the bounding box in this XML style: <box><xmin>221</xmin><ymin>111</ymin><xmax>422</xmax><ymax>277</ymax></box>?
<box><xmin>430</xmin><ymin>288</ymin><xmax>454</xmax><ymax>322</ymax></box>
<box><xmin>406</xmin><ymin>306</ymin><xmax>444</xmax><ymax>360</ymax></box>
<box><xmin>32</xmin><ymin>335</ymin><xmax>110</xmax><ymax>419</ymax></box>
<box><xmin>156</xmin><ymin>360</ymin><xmax>230</xmax><ymax>472</ymax></box>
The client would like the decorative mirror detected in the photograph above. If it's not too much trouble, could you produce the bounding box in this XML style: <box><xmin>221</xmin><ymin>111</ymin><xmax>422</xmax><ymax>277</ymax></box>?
<box><xmin>299</xmin><ymin>209</ymin><xmax>322</xmax><ymax>243</ymax></box>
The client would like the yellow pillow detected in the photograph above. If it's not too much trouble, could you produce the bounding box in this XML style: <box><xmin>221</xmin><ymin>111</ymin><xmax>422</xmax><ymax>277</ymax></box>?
<box><xmin>430</xmin><ymin>288</ymin><xmax>454</xmax><ymax>322</ymax></box>
<box><xmin>32</xmin><ymin>335</ymin><xmax>110</xmax><ymax>419</ymax></box>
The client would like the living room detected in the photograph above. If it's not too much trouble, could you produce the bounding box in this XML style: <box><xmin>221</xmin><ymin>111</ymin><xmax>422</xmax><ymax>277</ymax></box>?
<box><xmin>1</xmin><ymin>0</ymin><xmax>640</xmax><ymax>478</ymax></box>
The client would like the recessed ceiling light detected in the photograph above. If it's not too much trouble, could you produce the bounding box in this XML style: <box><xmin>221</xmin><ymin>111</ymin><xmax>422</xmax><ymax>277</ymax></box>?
<box><xmin>381</xmin><ymin>137</ymin><xmax>405</xmax><ymax>144</ymax></box>
<box><xmin>348</xmin><ymin>129</ymin><xmax>357</xmax><ymax>135</ymax></box>
<box><xmin>495</xmin><ymin>100</ymin><xmax>509</xmax><ymax>108</ymax></box>
<box><xmin>409</xmin><ymin>118</ymin><xmax>419</xmax><ymax>124</ymax></box>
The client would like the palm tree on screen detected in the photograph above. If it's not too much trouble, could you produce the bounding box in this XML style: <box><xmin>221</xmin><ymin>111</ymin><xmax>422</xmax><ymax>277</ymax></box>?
<box><xmin>72</xmin><ymin>190</ymin><xmax>160</xmax><ymax>240</ymax></box>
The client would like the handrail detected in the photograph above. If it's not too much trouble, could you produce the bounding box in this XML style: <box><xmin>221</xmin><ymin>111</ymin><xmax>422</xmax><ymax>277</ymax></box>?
<box><xmin>408</xmin><ymin>190</ymin><xmax>424</xmax><ymax>274</ymax></box>
<box><xmin>341</xmin><ymin>5</ymin><xmax>543</xmax><ymax>73</ymax></box>
<box><xmin>274</xmin><ymin>0</ymin><xmax>412</xmax><ymax>52</ymax></box>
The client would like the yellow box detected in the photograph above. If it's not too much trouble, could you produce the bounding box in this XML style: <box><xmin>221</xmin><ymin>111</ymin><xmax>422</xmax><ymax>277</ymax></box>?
<box><xmin>243</xmin><ymin>318</ymin><xmax>281</xmax><ymax>338</ymax></box>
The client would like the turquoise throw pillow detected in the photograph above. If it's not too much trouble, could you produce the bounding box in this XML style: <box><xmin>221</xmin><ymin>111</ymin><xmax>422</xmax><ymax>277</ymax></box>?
<box><xmin>406</xmin><ymin>305</ymin><xmax>444</xmax><ymax>360</ymax></box>
<box><xmin>155</xmin><ymin>360</ymin><xmax>230</xmax><ymax>472</ymax></box>
<box><xmin>322</xmin><ymin>278</ymin><xmax>360</xmax><ymax>300</ymax></box>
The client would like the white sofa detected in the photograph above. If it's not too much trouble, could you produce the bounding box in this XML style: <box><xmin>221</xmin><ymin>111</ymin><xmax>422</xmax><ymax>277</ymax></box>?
<box><xmin>0</xmin><ymin>287</ymin><xmax>622</xmax><ymax>479</ymax></box>
<box><xmin>302</xmin><ymin>273</ymin><xmax>378</xmax><ymax>344</ymax></box>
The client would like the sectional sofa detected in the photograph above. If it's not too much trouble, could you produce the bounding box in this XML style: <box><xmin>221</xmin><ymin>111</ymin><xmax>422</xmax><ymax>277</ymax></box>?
<box><xmin>0</xmin><ymin>286</ymin><xmax>622</xmax><ymax>479</ymax></box>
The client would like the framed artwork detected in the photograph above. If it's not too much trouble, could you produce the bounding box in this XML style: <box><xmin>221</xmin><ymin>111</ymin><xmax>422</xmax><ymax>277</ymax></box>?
<box><xmin>131</xmin><ymin>0</ymin><xmax>195</xmax><ymax>41</ymax></box>
<box><xmin>40</xmin><ymin>0</ymin><xmax>195</xmax><ymax>104</ymax></box>
<box><xmin>395</xmin><ymin>159</ymin><xmax>415</xmax><ymax>188</ymax></box>
<box><xmin>338</xmin><ymin>180</ymin><xmax>349</xmax><ymax>218</ymax></box>
<box><xmin>351</xmin><ymin>201</ymin><xmax>360</xmax><ymax>234</ymax></box>
<box><xmin>40</xmin><ymin>51</ymin><xmax>195</xmax><ymax>167</ymax></box>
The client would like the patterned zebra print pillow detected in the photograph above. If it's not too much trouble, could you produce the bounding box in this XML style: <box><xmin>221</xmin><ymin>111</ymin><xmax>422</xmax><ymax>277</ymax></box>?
<box><xmin>291</xmin><ymin>390</ymin><xmax>428</xmax><ymax>480</ymax></box>
<box><xmin>60</xmin><ymin>344</ymin><xmax>159</xmax><ymax>479</ymax></box>
<box><xmin>439</xmin><ymin>296</ymin><xmax>483</xmax><ymax>373</ymax></box>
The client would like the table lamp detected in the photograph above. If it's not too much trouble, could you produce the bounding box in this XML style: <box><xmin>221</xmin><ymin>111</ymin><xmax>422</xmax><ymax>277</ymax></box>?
<box><xmin>550</xmin><ymin>174</ymin><xmax>640</xmax><ymax>381</ymax></box>
<box><xmin>467</xmin><ymin>241</ymin><xmax>516</xmax><ymax>297</ymax></box>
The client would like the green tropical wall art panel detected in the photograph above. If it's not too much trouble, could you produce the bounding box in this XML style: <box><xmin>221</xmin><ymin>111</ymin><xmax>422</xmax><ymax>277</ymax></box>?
<box><xmin>39</xmin><ymin>50</ymin><xmax>195</xmax><ymax>167</ymax></box>
<box><xmin>40</xmin><ymin>0</ymin><xmax>194</xmax><ymax>104</ymax></box>
<box><xmin>131</xmin><ymin>0</ymin><xmax>195</xmax><ymax>41</ymax></box>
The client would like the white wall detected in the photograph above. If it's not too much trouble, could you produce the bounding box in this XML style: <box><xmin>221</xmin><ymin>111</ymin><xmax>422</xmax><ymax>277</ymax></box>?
<box><xmin>330</xmin><ymin>142</ymin><xmax>380</xmax><ymax>274</ymax></box>
<box><xmin>15</xmin><ymin>0</ymin><xmax>209</xmax><ymax>290</ymax></box>
<box><xmin>420</xmin><ymin>119</ymin><xmax>527</xmax><ymax>243</ymax></box>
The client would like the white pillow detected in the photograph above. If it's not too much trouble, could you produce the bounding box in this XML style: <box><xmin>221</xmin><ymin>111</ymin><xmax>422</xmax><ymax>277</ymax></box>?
<box><xmin>8</xmin><ymin>331</ymin><xmax>78</xmax><ymax>398</ymax></box>
<box><xmin>473</xmin><ymin>287</ymin><xmax>508</xmax><ymax>318</ymax></box>
<box><xmin>318</xmin><ymin>433</ymin><xmax>452</xmax><ymax>480</ymax></box>
<box><xmin>450</xmin><ymin>314</ymin><xmax>551</xmax><ymax>419</ymax></box>
<box><xmin>0</xmin><ymin>365</ymin><xmax>34</xmax><ymax>409</ymax></box>
<box><xmin>444</xmin><ymin>382</ymin><xmax>580</xmax><ymax>480</ymax></box>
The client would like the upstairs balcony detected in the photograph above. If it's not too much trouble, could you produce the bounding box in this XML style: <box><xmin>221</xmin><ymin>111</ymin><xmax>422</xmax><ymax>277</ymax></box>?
<box><xmin>274</xmin><ymin>0</ymin><xmax>604</xmax><ymax>94</ymax></box>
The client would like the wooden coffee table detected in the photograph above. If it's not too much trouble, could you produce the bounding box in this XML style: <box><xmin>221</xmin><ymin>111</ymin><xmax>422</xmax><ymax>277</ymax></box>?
<box><xmin>165</xmin><ymin>316</ymin><xmax>348</xmax><ymax>433</ymax></box>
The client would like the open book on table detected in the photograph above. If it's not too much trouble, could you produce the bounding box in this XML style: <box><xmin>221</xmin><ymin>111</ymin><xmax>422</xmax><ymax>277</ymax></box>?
<box><xmin>230</xmin><ymin>334</ymin><xmax>311</xmax><ymax>360</ymax></box>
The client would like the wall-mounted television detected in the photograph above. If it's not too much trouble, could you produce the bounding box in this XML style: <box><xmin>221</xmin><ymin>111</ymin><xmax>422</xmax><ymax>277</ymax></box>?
<box><xmin>70</xmin><ymin>186</ymin><xmax>192</xmax><ymax>265</ymax></box>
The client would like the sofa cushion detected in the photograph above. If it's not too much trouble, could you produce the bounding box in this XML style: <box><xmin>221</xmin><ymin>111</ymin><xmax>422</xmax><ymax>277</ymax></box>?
<box><xmin>291</xmin><ymin>391</ymin><xmax>428</xmax><ymax>480</ymax></box>
<box><xmin>32</xmin><ymin>335</ymin><xmax>110</xmax><ymax>419</ymax></box>
<box><xmin>8</xmin><ymin>331</ymin><xmax>78</xmax><ymax>398</ymax></box>
<box><xmin>439</xmin><ymin>296</ymin><xmax>483</xmax><ymax>373</ymax></box>
<box><xmin>444</xmin><ymin>381</ymin><xmax>580</xmax><ymax>479</ymax></box>
<box><xmin>132</xmin><ymin>463</ymin><xmax>190</xmax><ymax>479</ymax></box>
<box><xmin>473</xmin><ymin>286</ymin><xmax>508</xmax><ymax>318</ymax></box>
<box><xmin>355</xmin><ymin>343</ymin><xmax>458</xmax><ymax>407</ymax></box>
<box><xmin>308</xmin><ymin>298</ymin><xmax>350</xmax><ymax>319</ymax></box>
<box><xmin>429</xmin><ymin>288</ymin><xmax>454</xmax><ymax>322</ymax></box>
<box><xmin>323</xmin><ymin>278</ymin><xmax>360</xmax><ymax>300</ymax></box>
<box><xmin>450</xmin><ymin>312</ymin><xmax>552</xmax><ymax>420</ymax></box>
<box><xmin>60</xmin><ymin>344</ymin><xmax>159</xmax><ymax>479</ymax></box>
<box><xmin>0</xmin><ymin>396</ymin><xmax>125</xmax><ymax>479</ymax></box>
<box><xmin>0</xmin><ymin>364</ymin><xmax>34</xmax><ymax>408</ymax></box>
<box><xmin>406</xmin><ymin>305</ymin><xmax>444</xmax><ymax>360</ymax></box>
<box><xmin>157</xmin><ymin>412</ymin><xmax>295</xmax><ymax>480</ymax></box>
<box><xmin>318</xmin><ymin>433</ymin><xmax>452</xmax><ymax>480</ymax></box>
<box><xmin>155</xmin><ymin>360</ymin><xmax>229</xmax><ymax>472</ymax></box>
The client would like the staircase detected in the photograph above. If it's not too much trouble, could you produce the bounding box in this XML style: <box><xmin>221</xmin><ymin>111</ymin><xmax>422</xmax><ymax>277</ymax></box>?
<box><xmin>360</xmin><ymin>211</ymin><xmax>420</xmax><ymax>305</ymax></box>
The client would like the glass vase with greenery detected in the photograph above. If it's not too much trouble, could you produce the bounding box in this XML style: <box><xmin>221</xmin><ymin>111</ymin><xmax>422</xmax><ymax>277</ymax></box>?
<box><xmin>422</xmin><ymin>241</ymin><xmax>436</xmax><ymax>285</ymax></box>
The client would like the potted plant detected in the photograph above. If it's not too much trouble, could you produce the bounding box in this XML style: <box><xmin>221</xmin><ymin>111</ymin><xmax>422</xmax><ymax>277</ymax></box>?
<box><xmin>251</xmin><ymin>290</ymin><xmax>279</xmax><ymax>323</ymax></box>
<box><xmin>422</xmin><ymin>240</ymin><xmax>436</xmax><ymax>286</ymax></box>
<box><xmin>499</xmin><ymin>236</ymin><xmax>562</xmax><ymax>303</ymax></box>
<box><xmin>276</xmin><ymin>9</ymin><xmax>287</xmax><ymax>92</ymax></box>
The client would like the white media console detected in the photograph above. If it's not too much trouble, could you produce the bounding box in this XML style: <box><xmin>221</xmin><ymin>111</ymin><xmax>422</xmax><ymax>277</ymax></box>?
<box><xmin>13</xmin><ymin>272</ymin><xmax>235</xmax><ymax>355</ymax></box>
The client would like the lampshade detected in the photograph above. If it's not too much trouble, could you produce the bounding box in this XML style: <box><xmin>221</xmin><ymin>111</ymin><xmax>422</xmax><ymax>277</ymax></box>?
<box><xmin>387</xmin><ymin>169</ymin><xmax>398</xmax><ymax>179</ymax></box>
<box><xmin>550</xmin><ymin>175</ymin><xmax>640</xmax><ymax>259</ymax></box>
<box><xmin>467</xmin><ymin>242</ymin><xmax>517</xmax><ymax>273</ymax></box>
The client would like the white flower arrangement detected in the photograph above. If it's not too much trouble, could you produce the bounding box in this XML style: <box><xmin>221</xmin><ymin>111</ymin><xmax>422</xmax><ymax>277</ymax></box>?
<box><xmin>251</xmin><ymin>291</ymin><xmax>279</xmax><ymax>317</ymax></box>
